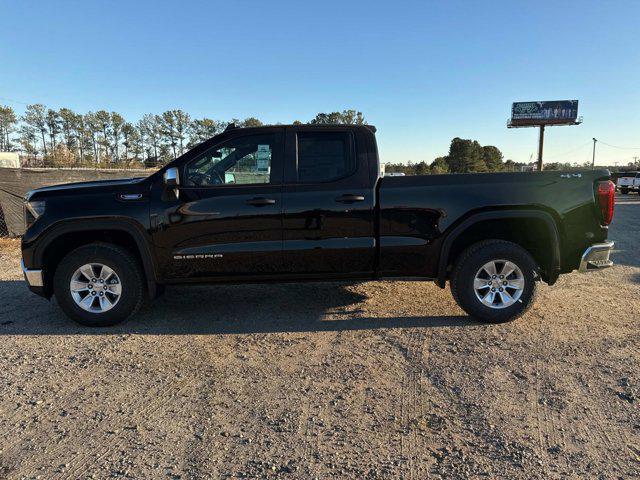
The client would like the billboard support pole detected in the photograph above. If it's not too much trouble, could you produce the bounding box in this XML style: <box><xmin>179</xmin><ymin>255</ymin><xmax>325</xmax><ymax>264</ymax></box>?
<box><xmin>509</xmin><ymin>100</ymin><xmax>581</xmax><ymax>172</ymax></box>
<box><xmin>591</xmin><ymin>138</ymin><xmax>597</xmax><ymax>169</ymax></box>
<box><xmin>537</xmin><ymin>125</ymin><xmax>545</xmax><ymax>172</ymax></box>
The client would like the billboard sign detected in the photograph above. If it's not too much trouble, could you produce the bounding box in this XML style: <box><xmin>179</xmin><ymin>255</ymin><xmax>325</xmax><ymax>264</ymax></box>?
<box><xmin>510</xmin><ymin>100</ymin><xmax>578</xmax><ymax>126</ymax></box>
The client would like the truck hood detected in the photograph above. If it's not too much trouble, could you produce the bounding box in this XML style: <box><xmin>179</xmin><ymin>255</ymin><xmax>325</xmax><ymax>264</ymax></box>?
<box><xmin>26</xmin><ymin>177</ymin><xmax>147</xmax><ymax>200</ymax></box>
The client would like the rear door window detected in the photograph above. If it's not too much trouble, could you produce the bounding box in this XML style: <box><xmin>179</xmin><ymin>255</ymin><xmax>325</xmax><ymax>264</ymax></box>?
<box><xmin>296</xmin><ymin>132</ymin><xmax>355</xmax><ymax>183</ymax></box>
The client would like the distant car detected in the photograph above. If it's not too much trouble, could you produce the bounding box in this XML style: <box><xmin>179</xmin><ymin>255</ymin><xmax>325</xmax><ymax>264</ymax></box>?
<box><xmin>616</xmin><ymin>172</ymin><xmax>640</xmax><ymax>194</ymax></box>
<box><xmin>383</xmin><ymin>172</ymin><xmax>406</xmax><ymax>177</ymax></box>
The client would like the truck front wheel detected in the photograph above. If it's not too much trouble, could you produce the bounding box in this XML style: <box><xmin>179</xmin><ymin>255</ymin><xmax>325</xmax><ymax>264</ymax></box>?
<box><xmin>450</xmin><ymin>240</ymin><xmax>538</xmax><ymax>323</ymax></box>
<box><xmin>53</xmin><ymin>243</ymin><xmax>145</xmax><ymax>327</ymax></box>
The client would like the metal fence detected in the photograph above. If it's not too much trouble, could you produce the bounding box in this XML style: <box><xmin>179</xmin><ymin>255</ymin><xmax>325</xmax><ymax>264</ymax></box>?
<box><xmin>0</xmin><ymin>203</ymin><xmax>8</xmax><ymax>237</ymax></box>
<box><xmin>0</xmin><ymin>167</ymin><xmax>153</xmax><ymax>237</ymax></box>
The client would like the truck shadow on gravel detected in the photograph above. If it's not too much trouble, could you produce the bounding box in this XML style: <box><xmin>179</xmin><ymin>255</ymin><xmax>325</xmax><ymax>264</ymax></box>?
<box><xmin>0</xmin><ymin>280</ymin><xmax>472</xmax><ymax>335</ymax></box>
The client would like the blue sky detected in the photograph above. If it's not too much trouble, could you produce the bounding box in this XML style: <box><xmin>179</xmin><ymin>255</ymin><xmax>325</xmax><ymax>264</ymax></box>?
<box><xmin>1</xmin><ymin>0</ymin><xmax>639</xmax><ymax>166</ymax></box>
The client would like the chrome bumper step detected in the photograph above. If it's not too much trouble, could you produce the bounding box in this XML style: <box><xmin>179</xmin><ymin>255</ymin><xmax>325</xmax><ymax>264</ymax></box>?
<box><xmin>579</xmin><ymin>241</ymin><xmax>614</xmax><ymax>272</ymax></box>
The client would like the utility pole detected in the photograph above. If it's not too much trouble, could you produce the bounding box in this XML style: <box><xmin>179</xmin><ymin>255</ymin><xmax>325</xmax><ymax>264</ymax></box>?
<box><xmin>537</xmin><ymin>125</ymin><xmax>545</xmax><ymax>171</ymax></box>
<box><xmin>591</xmin><ymin>138</ymin><xmax>597</xmax><ymax>169</ymax></box>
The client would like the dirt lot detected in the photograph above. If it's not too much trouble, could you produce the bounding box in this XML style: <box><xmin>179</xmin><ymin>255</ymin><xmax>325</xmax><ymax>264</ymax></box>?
<box><xmin>0</xmin><ymin>195</ymin><xmax>638</xmax><ymax>479</ymax></box>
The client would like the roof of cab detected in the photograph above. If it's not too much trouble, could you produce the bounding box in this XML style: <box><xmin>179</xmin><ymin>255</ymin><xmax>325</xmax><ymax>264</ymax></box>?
<box><xmin>224</xmin><ymin>123</ymin><xmax>376</xmax><ymax>133</ymax></box>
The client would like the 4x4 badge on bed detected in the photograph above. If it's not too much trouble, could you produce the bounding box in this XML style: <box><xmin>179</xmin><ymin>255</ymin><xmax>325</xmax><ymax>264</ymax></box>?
<box><xmin>560</xmin><ymin>173</ymin><xmax>582</xmax><ymax>178</ymax></box>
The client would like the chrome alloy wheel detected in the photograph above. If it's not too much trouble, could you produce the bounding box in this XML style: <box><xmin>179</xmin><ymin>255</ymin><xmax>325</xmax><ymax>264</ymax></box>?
<box><xmin>473</xmin><ymin>259</ymin><xmax>524</xmax><ymax>309</ymax></box>
<box><xmin>70</xmin><ymin>263</ymin><xmax>122</xmax><ymax>313</ymax></box>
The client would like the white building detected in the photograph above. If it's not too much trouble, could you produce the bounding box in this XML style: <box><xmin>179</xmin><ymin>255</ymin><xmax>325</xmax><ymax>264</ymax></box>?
<box><xmin>0</xmin><ymin>152</ymin><xmax>20</xmax><ymax>168</ymax></box>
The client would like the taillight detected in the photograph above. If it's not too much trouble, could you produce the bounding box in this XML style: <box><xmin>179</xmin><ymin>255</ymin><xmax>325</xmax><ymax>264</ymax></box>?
<box><xmin>596</xmin><ymin>180</ymin><xmax>615</xmax><ymax>225</ymax></box>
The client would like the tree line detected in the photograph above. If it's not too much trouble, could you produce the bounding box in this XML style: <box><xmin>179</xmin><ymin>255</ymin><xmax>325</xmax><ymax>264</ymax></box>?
<box><xmin>0</xmin><ymin>105</ymin><xmax>515</xmax><ymax>173</ymax></box>
<box><xmin>384</xmin><ymin>138</ymin><xmax>512</xmax><ymax>175</ymax></box>
<box><xmin>0</xmin><ymin>105</ymin><xmax>366</xmax><ymax>168</ymax></box>
<box><xmin>2</xmin><ymin>104</ymin><xmax>635</xmax><ymax>173</ymax></box>
<box><xmin>382</xmin><ymin>137</ymin><xmax>636</xmax><ymax>175</ymax></box>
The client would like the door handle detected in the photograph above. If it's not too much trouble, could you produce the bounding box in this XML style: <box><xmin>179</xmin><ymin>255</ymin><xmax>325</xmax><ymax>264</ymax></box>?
<box><xmin>118</xmin><ymin>193</ymin><xmax>143</xmax><ymax>201</ymax></box>
<box><xmin>335</xmin><ymin>194</ymin><xmax>365</xmax><ymax>203</ymax></box>
<box><xmin>246</xmin><ymin>197</ymin><xmax>276</xmax><ymax>206</ymax></box>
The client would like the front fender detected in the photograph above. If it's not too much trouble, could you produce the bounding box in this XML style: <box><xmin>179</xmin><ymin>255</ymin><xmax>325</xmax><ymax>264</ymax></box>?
<box><xmin>24</xmin><ymin>217</ymin><xmax>159</xmax><ymax>297</ymax></box>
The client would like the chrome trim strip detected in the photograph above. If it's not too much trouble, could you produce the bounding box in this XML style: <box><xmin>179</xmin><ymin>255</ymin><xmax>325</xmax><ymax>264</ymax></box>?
<box><xmin>21</xmin><ymin>260</ymin><xmax>44</xmax><ymax>287</ymax></box>
<box><xmin>579</xmin><ymin>241</ymin><xmax>614</xmax><ymax>273</ymax></box>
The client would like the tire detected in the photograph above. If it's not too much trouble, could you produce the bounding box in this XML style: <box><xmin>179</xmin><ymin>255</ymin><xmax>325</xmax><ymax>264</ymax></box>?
<box><xmin>53</xmin><ymin>243</ymin><xmax>145</xmax><ymax>327</ymax></box>
<box><xmin>450</xmin><ymin>240</ymin><xmax>538</xmax><ymax>324</ymax></box>
<box><xmin>621</xmin><ymin>188</ymin><xmax>628</xmax><ymax>194</ymax></box>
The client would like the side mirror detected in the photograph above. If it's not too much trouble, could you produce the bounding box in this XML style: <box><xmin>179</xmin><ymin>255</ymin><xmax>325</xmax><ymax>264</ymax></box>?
<box><xmin>163</xmin><ymin>167</ymin><xmax>179</xmax><ymax>187</ymax></box>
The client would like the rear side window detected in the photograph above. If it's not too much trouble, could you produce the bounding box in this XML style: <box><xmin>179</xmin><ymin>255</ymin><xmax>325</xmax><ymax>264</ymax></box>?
<box><xmin>296</xmin><ymin>132</ymin><xmax>355</xmax><ymax>183</ymax></box>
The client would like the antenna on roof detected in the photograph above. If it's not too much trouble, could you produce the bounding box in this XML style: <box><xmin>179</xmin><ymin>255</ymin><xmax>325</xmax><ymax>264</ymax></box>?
<box><xmin>224</xmin><ymin>123</ymin><xmax>237</xmax><ymax>132</ymax></box>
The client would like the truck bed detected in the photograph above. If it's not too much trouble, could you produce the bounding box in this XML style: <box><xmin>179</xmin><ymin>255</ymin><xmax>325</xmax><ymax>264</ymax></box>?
<box><xmin>378</xmin><ymin>170</ymin><xmax>610</xmax><ymax>278</ymax></box>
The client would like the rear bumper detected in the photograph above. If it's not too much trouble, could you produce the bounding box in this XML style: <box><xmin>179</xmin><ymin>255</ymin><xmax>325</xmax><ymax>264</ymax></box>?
<box><xmin>579</xmin><ymin>241</ymin><xmax>614</xmax><ymax>272</ymax></box>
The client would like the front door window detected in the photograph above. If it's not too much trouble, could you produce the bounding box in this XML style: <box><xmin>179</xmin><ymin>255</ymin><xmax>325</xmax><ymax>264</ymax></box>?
<box><xmin>186</xmin><ymin>134</ymin><xmax>275</xmax><ymax>186</ymax></box>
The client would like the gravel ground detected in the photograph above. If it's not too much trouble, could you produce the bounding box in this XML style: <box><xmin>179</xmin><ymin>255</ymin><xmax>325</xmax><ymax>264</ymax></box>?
<box><xmin>0</xmin><ymin>194</ymin><xmax>638</xmax><ymax>479</ymax></box>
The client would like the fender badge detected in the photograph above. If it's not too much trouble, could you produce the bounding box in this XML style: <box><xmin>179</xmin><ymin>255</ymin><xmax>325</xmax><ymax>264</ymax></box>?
<box><xmin>173</xmin><ymin>254</ymin><xmax>223</xmax><ymax>260</ymax></box>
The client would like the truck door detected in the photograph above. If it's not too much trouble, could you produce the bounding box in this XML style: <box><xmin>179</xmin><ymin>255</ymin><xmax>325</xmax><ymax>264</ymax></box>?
<box><xmin>151</xmin><ymin>130</ymin><xmax>284</xmax><ymax>279</ymax></box>
<box><xmin>281</xmin><ymin>128</ymin><xmax>376</xmax><ymax>275</ymax></box>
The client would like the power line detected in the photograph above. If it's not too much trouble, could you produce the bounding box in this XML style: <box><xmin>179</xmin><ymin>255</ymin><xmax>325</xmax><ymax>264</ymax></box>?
<box><xmin>0</xmin><ymin>96</ymin><xmax>31</xmax><ymax>106</ymax></box>
<box><xmin>598</xmin><ymin>140</ymin><xmax>640</xmax><ymax>150</ymax></box>
<box><xmin>544</xmin><ymin>140</ymin><xmax>592</xmax><ymax>159</ymax></box>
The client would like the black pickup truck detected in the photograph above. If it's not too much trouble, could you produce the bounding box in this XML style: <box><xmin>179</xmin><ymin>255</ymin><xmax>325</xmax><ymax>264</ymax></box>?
<box><xmin>21</xmin><ymin>124</ymin><xmax>615</xmax><ymax>326</ymax></box>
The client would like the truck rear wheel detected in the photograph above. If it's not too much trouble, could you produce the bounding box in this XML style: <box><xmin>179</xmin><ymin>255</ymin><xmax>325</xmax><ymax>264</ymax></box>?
<box><xmin>53</xmin><ymin>243</ymin><xmax>145</xmax><ymax>327</ymax></box>
<box><xmin>450</xmin><ymin>240</ymin><xmax>538</xmax><ymax>323</ymax></box>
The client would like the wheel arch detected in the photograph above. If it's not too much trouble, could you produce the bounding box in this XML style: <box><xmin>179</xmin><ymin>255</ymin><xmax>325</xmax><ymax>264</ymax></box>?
<box><xmin>436</xmin><ymin>209</ymin><xmax>561</xmax><ymax>288</ymax></box>
<box><xmin>34</xmin><ymin>218</ymin><xmax>158</xmax><ymax>298</ymax></box>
